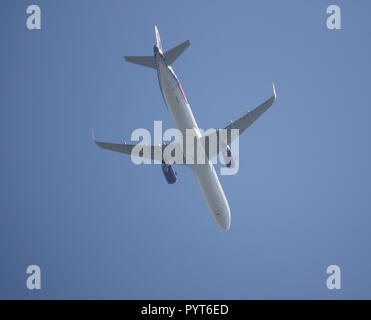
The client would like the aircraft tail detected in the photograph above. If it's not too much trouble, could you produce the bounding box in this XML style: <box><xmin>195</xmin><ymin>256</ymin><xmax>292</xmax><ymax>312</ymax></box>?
<box><xmin>155</xmin><ymin>25</ymin><xmax>163</xmax><ymax>53</ymax></box>
<box><xmin>164</xmin><ymin>40</ymin><xmax>190</xmax><ymax>65</ymax></box>
<box><xmin>124</xmin><ymin>55</ymin><xmax>156</xmax><ymax>69</ymax></box>
<box><xmin>124</xmin><ymin>26</ymin><xmax>190</xmax><ymax>69</ymax></box>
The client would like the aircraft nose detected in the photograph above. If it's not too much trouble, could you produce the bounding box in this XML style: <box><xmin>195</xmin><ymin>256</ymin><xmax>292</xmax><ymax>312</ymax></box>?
<box><xmin>215</xmin><ymin>207</ymin><xmax>231</xmax><ymax>231</ymax></box>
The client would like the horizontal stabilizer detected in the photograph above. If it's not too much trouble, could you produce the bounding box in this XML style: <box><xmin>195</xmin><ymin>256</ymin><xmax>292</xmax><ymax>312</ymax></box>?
<box><xmin>164</xmin><ymin>40</ymin><xmax>190</xmax><ymax>65</ymax></box>
<box><xmin>124</xmin><ymin>56</ymin><xmax>156</xmax><ymax>69</ymax></box>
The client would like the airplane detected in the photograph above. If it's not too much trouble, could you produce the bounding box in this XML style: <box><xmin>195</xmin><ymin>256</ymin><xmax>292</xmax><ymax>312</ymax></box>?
<box><xmin>92</xmin><ymin>26</ymin><xmax>277</xmax><ymax>231</ymax></box>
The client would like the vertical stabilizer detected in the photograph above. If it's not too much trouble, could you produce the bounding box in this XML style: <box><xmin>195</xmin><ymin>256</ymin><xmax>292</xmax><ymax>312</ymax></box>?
<box><xmin>155</xmin><ymin>25</ymin><xmax>163</xmax><ymax>53</ymax></box>
<box><xmin>124</xmin><ymin>26</ymin><xmax>190</xmax><ymax>69</ymax></box>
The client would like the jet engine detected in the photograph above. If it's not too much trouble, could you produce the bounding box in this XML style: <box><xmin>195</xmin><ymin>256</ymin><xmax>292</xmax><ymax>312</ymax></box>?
<box><xmin>222</xmin><ymin>145</ymin><xmax>235</xmax><ymax>168</ymax></box>
<box><xmin>161</xmin><ymin>161</ymin><xmax>177</xmax><ymax>184</ymax></box>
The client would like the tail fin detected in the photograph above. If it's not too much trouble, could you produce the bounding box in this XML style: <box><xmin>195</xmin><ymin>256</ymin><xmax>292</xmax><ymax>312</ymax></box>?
<box><xmin>124</xmin><ymin>26</ymin><xmax>190</xmax><ymax>69</ymax></box>
<box><xmin>156</xmin><ymin>25</ymin><xmax>191</xmax><ymax>64</ymax></box>
<box><xmin>155</xmin><ymin>25</ymin><xmax>163</xmax><ymax>53</ymax></box>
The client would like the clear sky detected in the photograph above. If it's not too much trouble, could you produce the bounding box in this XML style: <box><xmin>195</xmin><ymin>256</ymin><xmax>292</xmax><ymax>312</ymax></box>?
<box><xmin>1</xmin><ymin>0</ymin><xmax>371</xmax><ymax>299</ymax></box>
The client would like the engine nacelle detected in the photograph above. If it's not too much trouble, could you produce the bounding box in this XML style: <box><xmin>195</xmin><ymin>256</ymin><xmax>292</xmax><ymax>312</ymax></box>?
<box><xmin>222</xmin><ymin>145</ymin><xmax>236</xmax><ymax>168</ymax></box>
<box><xmin>161</xmin><ymin>162</ymin><xmax>177</xmax><ymax>184</ymax></box>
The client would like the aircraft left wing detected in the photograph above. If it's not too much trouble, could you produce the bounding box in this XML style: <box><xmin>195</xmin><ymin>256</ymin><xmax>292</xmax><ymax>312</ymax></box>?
<box><xmin>92</xmin><ymin>129</ymin><xmax>183</xmax><ymax>164</ymax></box>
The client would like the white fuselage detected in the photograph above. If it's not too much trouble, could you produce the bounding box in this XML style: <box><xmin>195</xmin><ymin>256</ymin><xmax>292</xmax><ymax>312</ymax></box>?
<box><xmin>155</xmin><ymin>52</ymin><xmax>231</xmax><ymax>230</ymax></box>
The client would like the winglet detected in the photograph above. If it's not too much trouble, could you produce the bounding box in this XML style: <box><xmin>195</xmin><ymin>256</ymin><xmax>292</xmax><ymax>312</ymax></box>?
<box><xmin>272</xmin><ymin>83</ymin><xmax>277</xmax><ymax>99</ymax></box>
<box><xmin>91</xmin><ymin>128</ymin><xmax>96</xmax><ymax>141</ymax></box>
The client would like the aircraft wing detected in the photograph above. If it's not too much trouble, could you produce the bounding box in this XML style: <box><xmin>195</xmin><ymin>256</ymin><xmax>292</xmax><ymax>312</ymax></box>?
<box><xmin>203</xmin><ymin>84</ymin><xmax>277</xmax><ymax>160</ymax></box>
<box><xmin>92</xmin><ymin>129</ymin><xmax>183</xmax><ymax>164</ymax></box>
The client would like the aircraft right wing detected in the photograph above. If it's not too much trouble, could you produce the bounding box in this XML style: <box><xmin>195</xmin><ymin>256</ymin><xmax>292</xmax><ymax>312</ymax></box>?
<box><xmin>203</xmin><ymin>84</ymin><xmax>277</xmax><ymax>160</ymax></box>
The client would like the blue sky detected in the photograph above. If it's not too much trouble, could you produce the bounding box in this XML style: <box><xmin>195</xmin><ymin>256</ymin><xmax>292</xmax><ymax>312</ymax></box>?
<box><xmin>1</xmin><ymin>0</ymin><xmax>371</xmax><ymax>299</ymax></box>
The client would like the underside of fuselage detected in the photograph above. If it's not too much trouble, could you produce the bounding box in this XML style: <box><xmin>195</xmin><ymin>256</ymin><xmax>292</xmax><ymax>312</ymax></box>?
<box><xmin>154</xmin><ymin>46</ymin><xmax>231</xmax><ymax>231</ymax></box>
<box><xmin>96</xmin><ymin>26</ymin><xmax>275</xmax><ymax>231</ymax></box>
